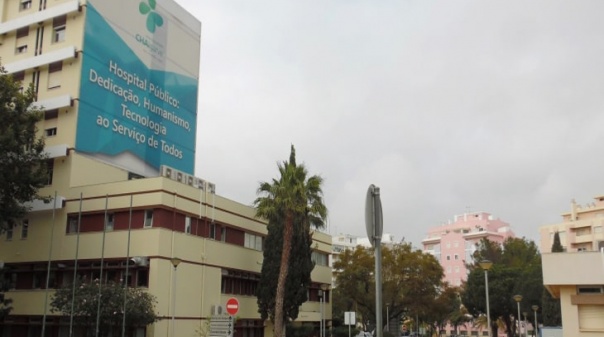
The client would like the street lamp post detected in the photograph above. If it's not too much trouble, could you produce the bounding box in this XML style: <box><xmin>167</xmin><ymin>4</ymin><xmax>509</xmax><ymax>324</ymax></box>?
<box><xmin>513</xmin><ymin>295</ymin><xmax>523</xmax><ymax>337</ymax></box>
<box><xmin>171</xmin><ymin>257</ymin><xmax>182</xmax><ymax>337</ymax></box>
<box><xmin>531</xmin><ymin>305</ymin><xmax>539</xmax><ymax>337</ymax></box>
<box><xmin>319</xmin><ymin>289</ymin><xmax>323</xmax><ymax>337</ymax></box>
<box><xmin>479</xmin><ymin>260</ymin><xmax>493</xmax><ymax>337</ymax></box>
<box><xmin>386</xmin><ymin>304</ymin><xmax>389</xmax><ymax>332</ymax></box>
<box><xmin>320</xmin><ymin>284</ymin><xmax>330</xmax><ymax>337</ymax></box>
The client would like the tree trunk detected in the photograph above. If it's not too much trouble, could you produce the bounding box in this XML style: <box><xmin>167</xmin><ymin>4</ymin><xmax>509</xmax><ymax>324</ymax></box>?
<box><xmin>274</xmin><ymin>212</ymin><xmax>294</xmax><ymax>337</ymax></box>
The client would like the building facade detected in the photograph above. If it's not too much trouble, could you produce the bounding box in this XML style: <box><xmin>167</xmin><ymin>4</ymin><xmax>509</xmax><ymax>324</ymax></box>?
<box><xmin>540</xmin><ymin>196</ymin><xmax>604</xmax><ymax>337</ymax></box>
<box><xmin>422</xmin><ymin>212</ymin><xmax>515</xmax><ymax>287</ymax></box>
<box><xmin>0</xmin><ymin>1</ymin><xmax>332</xmax><ymax>336</ymax></box>
<box><xmin>422</xmin><ymin>212</ymin><xmax>515</xmax><ymax>337</ymax></box>
<box><xmin>542</xmin><ymin>251</ymin><xmax>604</xmax><ymax>337</ymax></box>
<box><xmin>539</xmin><ymin>197</ymin><xmax>604</xmax><ymax>253</ymax></box>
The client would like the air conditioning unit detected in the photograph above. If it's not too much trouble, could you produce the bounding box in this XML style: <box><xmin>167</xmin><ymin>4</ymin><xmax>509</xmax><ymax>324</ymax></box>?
<box><xmin>185</xmin><ymin>175</ymin><xmax>194</xmax><ymax>186</ymax></box>
<box><xmin>160</xmin><ymin>166</ymin><xmax>172</xmax><ymax>179</ymax></box>
<box><xmin>130</xmin><ymin>256</ymin><xmax>149</xmax><ymax>267</ymax></box>
<box><xmin>208</xmin><ymin>182</ymin><xmax>216</xmax><ymax>194</ymax></box>
<box><xmin>195</xmin><ymin>178</ymin><xmax>206</xmax><ymax>190</ymax></box>
<box><xmin>176</xmin><ymin>171</ymin><xmax>184</xmax><ymax>183</ymax></box>
<box><xmin>211</xmin><ymin>304</ymin><xmax>224</xmax><ymax>316</ymax></box>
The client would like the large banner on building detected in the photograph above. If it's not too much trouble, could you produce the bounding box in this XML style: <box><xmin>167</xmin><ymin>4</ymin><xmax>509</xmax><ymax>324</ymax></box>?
<box><xmin>76</xmin><ymin>0</ymin><xmax>200</xmax><ymax>175</ymax></box>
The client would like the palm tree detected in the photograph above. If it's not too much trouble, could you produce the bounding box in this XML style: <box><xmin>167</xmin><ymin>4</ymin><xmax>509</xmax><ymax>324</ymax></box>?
<box><xmin>255</xmin><ymin>145</ymin><xmax>327</xmax><ymax>337</ymax></box>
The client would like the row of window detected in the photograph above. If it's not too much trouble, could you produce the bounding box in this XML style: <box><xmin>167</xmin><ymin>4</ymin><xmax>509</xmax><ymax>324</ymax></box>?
<box><xmin>12</xmin><ymin>62</ymin><xmax>64</xmax><ymax>93</ymax></box>
<box><xmin>14</xmin><ymin>14</ymin><xmax>66</xmax><ymax>56</ymax></box>
<box><xmin>5</xmin><ymin>220</ymin><xmax>28</xmax><ymax>240</ymax></box>
<box><xmin>7</xmin><ymin>210</ymin><xmax>330</xmax><ymax>263</ymax></box>
<box><xmin>445</xmin><ymin>254</ymin><xmax>460</xmax><ymax>261</ymax></box>
<box><xmin>3</xmin><ymin>261</ymin><xmax>150</xmax><ymax>290</ymax></box>
<box><xmin>220</xmin><ymin>269</ymin><xmax>330</xmax><ymax>302</ymax></box>
<box><xmin>1</xmin><ymin>317</ymin><xmax>147</xmax><ymax>337</ymax></box>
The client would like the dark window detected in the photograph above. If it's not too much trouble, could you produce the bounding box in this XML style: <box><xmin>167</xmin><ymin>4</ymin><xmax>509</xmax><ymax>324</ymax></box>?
<box><xmin>44</xmin><ymin>109</ymin><xmax>58</xmax><ymax>120</ymax></box>
<box><xmin>45</xmin><ymin>127</ymin><xmax>57</xmax><ymax>137</ymax></box>
<box><xmin>48</xmin><ymin>62</ymin><xmax>63</xmax><ymax>89</ymax></box>
<box><xmin>67</xmin><ymin>216</ymin><xmax>78</xmax><ymax>233</ymax></box>
<box><xmin>52</xmin><ymin>15</ymin><xmax>66</xmax><ymax>42</ymax></box>
<box><xmin>16</xmin><ymin>27</ymin><xmax>29</xmax><ymax>38</ymax></box>
<box><xmin>137</xmin><ymin>269</ymin><xmax>149</xmax><ymax>287</ymax></box>
<box><xmin>209</xmin><ymin>222</ymin><xmax>216</xmax><ymax>239</ymax></box>
<box><xmin>105</xmin><ymin>213</ymin><xmax>114</xmax><ymax>231</ymax></box>
<box><xmin>21</xmin><ymin>220</ymin><xmax>29</xmax><ymax>239</ymax></box>
<box><xmin>12</xmin><ymin>71</ymin><xmax>25</xmax><ymax>82</ymax></box>
<box><xmin>19</xmin><ymin>0</ymin><xmax>32</xmax><ymax>11</ymax></box>
<box><xmin>46</xmin><ymin>159</ymin><xmax>54</xmax><ymax>185</ymax></box>
<box><xmin>128</xmin><ymin>172</ymin><xmax>144</xmax><ymax>180</ymax></box>
<box><xmin>144</xmin><ymin>209</ymin><xmax>153</xmax><ymax>227</ymax></box>
<box><xmin>16</xmin><ymin>45</ymin><xmax>27</xmax><ymax>54</ymax></box>
<box><xmin>6</xmin><ymin>225</ymin><xmax>13</xmax><ymax>240</ymax></box>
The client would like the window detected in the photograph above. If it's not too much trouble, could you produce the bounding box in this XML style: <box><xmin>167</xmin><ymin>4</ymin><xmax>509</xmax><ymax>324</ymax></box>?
<box><xmin>53</xmin><ymin>15</ymin><xmax>66</xmax><ymax>43</ymax></box>
<box><xmin>67</xmin><ymin>216</ymin><xmax>78</xmax><ymax>233</ymax></box>
<box><xmin>143</xmin><ymin>209</ymin><xmax>153</xmax><ymax>227</ymax></box>
<box><xmin>45</xmin><ymin>109</ymin><xmax>58</xmax><ymax>120</ymax></box>
<box><xmin>311</xmin><ymin>251</ymin><xmax>328</xmax><ymax>266</ymax></box>
<box><xmin>454</xmin><ymin>254</ymin><xmax>459</xmax><ymax>260</ymax></box>
<box><xmin>185</xmin><ymin>216</ymin><xmax>191</xmax><ymax>234</ymax></box>
<box><xmin>6</xmin><ymin>225</ymin><xmax>13</xmax><ymax>240</ymax></box>
<box><xmin>136</xmin><ymin>269</ymin><xmax>149</xmax><ymax>287</ymax></box>
<box><xmin>221</xmin><ymin>226</ymin><xmax>226</xmax><ymax>242</ymax></box>
<box><xmin>45</xmin><ymin>127</ymin><xmax>57</xmax><ymax>137</ymax></box>
<box><xmin>21</xmin><ymin>220</ymin><xmax>29</xmax><ymax>239</ymax></box>
<box><xmin>46</xmin><ymin>159</ymin><xmax>54</xmax><ymax>185</ymax></box>
<box><xmin>446</xmin><ymin>255</ymin><xmax>451</xmax><ymax>261</ymax></box>
<box><xmin>578</xmin><ymin>304</ymin><xmax>604</xmax><ymax>330</ymax></box>
<box><xmin>33</xmin><ymin>271</ymin><xmax>46</xmax><ymax>288</ymax></box>
<box><xmin>209</xmin><ymin>222</ymin><xmax>216</xmax><ymax>239</ymax></box>
<box><xmin>105</xmin><ymin>213</ymin><xmax>114</xmax><ymax>231</ymax></box>
<box><xmin>577</xmin><ymin>286</ymin><xmax>603</xmax><ymax>294</ymax></box>
<box><xmin>48</xmin><ymin>62</ymin><xmax>62</xmax><ymax>89</ymax></box>
<box><xmin>128</xmin><ymin>172</ymin><xmax>144</xmax><ymax>180</ymax></box>
<box><xmin>53</xmin><ymin>26</ymin><xmax>65</xmax><ymax>43</ymax></box>
<box><xmin>6</xmin><ymin>272</ymin><xmax>17</xmax><ymax>290</ymax></box>
<box><xmin>244</xmin><ymin>233</ymin><xmax>263</xmax><ymax>251</ymax></box>
<box><xmin>15</xmin><ymin>27</ymin><xmax>29</xmax><ymax>55</ymax></box>
<box><xmin>20</xmin><ymin>0</ymin><xmax>32</xmax><ymax>11</ymax></box>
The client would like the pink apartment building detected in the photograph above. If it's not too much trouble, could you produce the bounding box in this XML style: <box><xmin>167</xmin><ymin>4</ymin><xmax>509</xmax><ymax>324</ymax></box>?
<box><xmin>422</xmin><ymin>212</ymin><xmax>516</xmax><ymax>286</ymax></box>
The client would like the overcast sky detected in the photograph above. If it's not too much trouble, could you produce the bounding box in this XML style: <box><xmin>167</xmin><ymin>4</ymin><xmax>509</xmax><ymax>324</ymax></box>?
<box><xmin>175</xmin><ymin>0</ymin><xmax>604</xmax><ymax>247</ymax></box>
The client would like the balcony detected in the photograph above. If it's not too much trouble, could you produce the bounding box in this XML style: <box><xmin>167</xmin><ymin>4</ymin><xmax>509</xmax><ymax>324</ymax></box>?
<box><xmin>542</xmin><ymin>251</ymin><xmax>604</xmax><ymax>297</ymax></box>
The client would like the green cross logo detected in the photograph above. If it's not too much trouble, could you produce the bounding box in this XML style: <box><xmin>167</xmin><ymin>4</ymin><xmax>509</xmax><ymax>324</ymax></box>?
<box><xmin>139</xmin><ymin>0</ymin><xmax>164</xmax><ymax>33</ymax></box>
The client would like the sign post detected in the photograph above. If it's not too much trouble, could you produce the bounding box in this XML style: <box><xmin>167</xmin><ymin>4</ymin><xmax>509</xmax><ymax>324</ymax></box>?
<box><xmin>365</xmin><ymin>184</ymin><xmax>383</xmax><ymax>337</ymax></box>
<box><xmin>345</xmin><ymin>312</ymin><xmax>356</xmax><ymax>337</ymax></box>
<box><xmin>209</xmin><ymin>299</ymin><xmax>239</xmax><ymax>337</ymax></box>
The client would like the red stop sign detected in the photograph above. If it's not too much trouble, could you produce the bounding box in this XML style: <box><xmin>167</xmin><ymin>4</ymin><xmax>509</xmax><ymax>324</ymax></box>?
<box><xmin>226</xmin><ymin>297</ymin><xmax>239</xmax><ymax>316</ymax></box>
